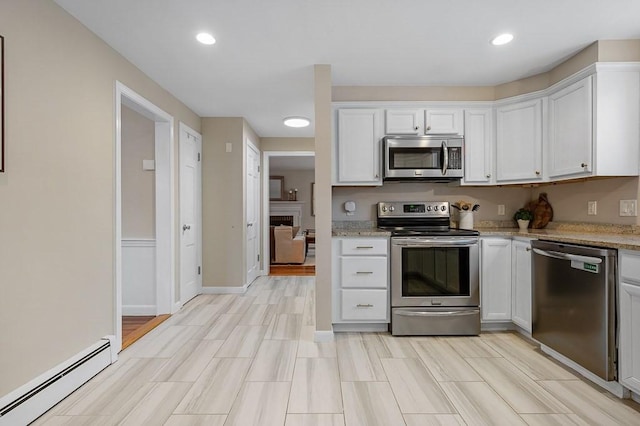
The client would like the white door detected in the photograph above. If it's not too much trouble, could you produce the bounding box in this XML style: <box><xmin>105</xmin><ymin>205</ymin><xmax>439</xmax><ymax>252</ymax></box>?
<box><xmin>246</xmin><ymin>141</ymin><xmax>261</xmax><ymax>284</ymax></box>
<box><xmin>180</xmin><ymin>124</ymin><xmax>202</xmax><ymax>304</ymax></box>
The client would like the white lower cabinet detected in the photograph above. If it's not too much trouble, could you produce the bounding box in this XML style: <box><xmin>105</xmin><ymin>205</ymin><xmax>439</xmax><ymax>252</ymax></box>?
<box><xmin>511</xmin><ymin>238</ymin><xmax>533</xmax><ymax>332</ymax></box>
<box><xmin>332</xmin><ymin>237</ymin><xmax>389</xmax><ymax>325</ymax></box>
<box><xmin>619</xmin><ymin>250</ymin><xmax>640</xmax><ymax>394</ymax></box>
<box><xmin>480</xmin><ymin>238</ymin><xmax>512</xmax><ymax>322</ymax></box>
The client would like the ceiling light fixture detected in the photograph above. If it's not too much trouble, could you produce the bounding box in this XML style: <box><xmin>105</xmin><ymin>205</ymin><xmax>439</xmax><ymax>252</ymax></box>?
<box><xmin>283</xmin><ymin>116</ymin><xmax>311</xmax><ymax>128</ymax></box>
<box><xmin>491</xmin><ymin>33</ymin><xmax>514</xmax><ymax>46</ymax></box>
<box><xmin>196</xmin><ymin>32</ymin><xmax>216</xmax><ymax>45</ymax></box>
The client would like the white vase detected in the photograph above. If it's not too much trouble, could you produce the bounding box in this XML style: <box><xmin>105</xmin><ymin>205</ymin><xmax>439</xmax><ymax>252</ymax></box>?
<box><xmin>517</xmin><ymin>219</ymin><xmax>530</xmax><ymax>231</ymax></box>
<box><xmin>459</xmin><ymin>211</ymin><xmax>474</xmax><ymax>230</ymax></box>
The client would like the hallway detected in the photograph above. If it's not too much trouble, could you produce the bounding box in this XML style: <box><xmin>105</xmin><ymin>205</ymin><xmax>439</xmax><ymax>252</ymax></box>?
<box><xmin>34</xmin><ymin>276</ymin><xmax>640</xmax><ymax>425</ymax></box>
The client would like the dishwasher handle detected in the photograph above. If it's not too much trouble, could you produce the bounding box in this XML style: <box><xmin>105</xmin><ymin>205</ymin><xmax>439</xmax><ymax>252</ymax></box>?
<box><xmin>532</xmin><ymin>248</ymin><xmax>602</xmax><ymax>264</ymax></box>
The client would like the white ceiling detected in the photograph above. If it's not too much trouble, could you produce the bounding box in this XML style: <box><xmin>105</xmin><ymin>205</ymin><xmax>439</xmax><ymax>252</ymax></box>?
<box><xmin>54</xmin><ymin>0</ymin><xmax>640</xmax><ymax>138</ymax></box>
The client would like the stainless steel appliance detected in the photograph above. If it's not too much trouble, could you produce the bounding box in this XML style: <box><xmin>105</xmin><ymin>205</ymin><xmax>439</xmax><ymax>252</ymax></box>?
<box><xmin>378</xmin><ymin>201</ymin><xmax>480</xmax><ymax>335</ymax></box>
<box><xmin>532</xmin><ymin>240</ymin><xmax>617</xmax><ymax>381</ymax></box>
<box><xmin>383</xmin><ymin>136</ymin><xmax>464</xmax><ymax>181</ymax></box>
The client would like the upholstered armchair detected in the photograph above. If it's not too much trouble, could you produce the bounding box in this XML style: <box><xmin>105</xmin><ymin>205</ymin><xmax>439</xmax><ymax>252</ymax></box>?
<box><xmin>273</xmin><ymin>225</ymin><xmax>306</xmax><ymax>264</ymax></box>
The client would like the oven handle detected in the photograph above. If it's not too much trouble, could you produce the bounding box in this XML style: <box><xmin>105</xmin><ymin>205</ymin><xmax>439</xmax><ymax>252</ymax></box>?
<box><xmin>395</xmin><ymin>309</ymin><xmax>480</xmax><ymax>317</ymax></box>
<box><xmin>393</xmin><ymin>238</ymin><xmax>478</xmax><ymax>247</ymax></box>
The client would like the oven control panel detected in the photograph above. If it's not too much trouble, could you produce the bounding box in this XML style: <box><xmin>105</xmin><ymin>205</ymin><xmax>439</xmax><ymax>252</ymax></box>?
<box><xmin>378</xmin><ymin>201</ymin><xmax>449</xmax><ymax>217</ymax></box>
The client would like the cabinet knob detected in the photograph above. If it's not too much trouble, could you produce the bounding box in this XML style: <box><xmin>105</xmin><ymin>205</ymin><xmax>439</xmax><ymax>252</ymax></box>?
<box><xmin>526</xmin><ymin>247</ymin><xmax>531</xmax><ymax>252</ymax></box>
<box><xmin>535</xmin><ymin>171</ymin><xmax>541</xmax><ymax>175</ymax></box>
<box><xmin>426</xmin><ymin>125</ymin><xmax>431</xmax><ymax>131</ymax></box>
<box><xmin>486</xmin><ymin>174</ymin><xmax>491</xmax><ymax>178</ymax></box>
<box><xmin>375</xmin><ymin>174</ymin><xmax>379</xmax><ymax>179</ymax></box>
<box><xmin>581</xmin><ymin>163</ymin><xmax>588</xmax><ymax>168</ymax></box>
<box><xmin>414</xmin><ymin>126</ymin><xmax>419</xmax><ymax>131</ymax></box>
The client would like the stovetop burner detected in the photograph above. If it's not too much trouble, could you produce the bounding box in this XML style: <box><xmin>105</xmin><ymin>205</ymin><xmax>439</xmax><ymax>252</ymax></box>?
<box><xmin>377</xmin><ymin>201</ymin><xmax>479</xmax><ymax>237</ymax></box>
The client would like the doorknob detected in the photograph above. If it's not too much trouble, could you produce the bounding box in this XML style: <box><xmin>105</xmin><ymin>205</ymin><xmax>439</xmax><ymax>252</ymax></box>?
<box><xmin>182</xmin><ymin>224</ymin><xmax>191</xmax><ymax>231</ymax></box>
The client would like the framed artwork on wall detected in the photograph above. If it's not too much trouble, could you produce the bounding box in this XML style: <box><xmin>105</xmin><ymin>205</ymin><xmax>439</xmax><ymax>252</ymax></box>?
<box><xmin>0</xmin><ymin>35</ymin><xmax>4</xmax><ymax>172</ymax></box>
<box><xmin>269</xmin><ymin>176</ymin><xmax>284</xmax><ymax>200</ymax></box>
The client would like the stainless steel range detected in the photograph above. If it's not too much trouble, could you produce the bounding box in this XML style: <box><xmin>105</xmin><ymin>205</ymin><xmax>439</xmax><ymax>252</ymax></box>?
<box><xmin>378</xmin><ymin>201</ymin><xmax>480</xmax><ymax>336</ymax></box>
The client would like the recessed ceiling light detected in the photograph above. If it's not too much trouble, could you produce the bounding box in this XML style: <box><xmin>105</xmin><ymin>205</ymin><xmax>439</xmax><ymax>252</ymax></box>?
<box><xmin>491</xmin><ymin>33</ymin><xmax>514</xmax><ymax>46</ymax></box>
<box><xmin>283</xmin><ymin>117</ymin><xmax>311</xmax><ymax>128</ymax></box>
<box><xmin>196</xmin><ymin>32</ymin><xmax>216</xmax><ymax>45</ymax></box>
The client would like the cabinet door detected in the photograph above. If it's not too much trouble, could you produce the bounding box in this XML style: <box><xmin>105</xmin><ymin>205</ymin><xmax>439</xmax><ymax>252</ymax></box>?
<box><xmin>481</xmin><ymin>238</ymin><xmax>512</xmax><ymax>321</ymax></box>
<box><xmin>425</xmin><ymin>109</ymin><xmax>464</xmax><ymax>135</ymax></box>
<box><xmin>463</xmin><ymin>108</ymin><xmax>494</xmax><ymax>185</ymax></box>
<box><xmin>511</xmin><ymin>240</ymin><xmax>532</xmax><ymax>332</ymax></box>
<box><xmin>620</xmin><ymin>281</ymin><xmax>640</xmax><ymax>394</ymax></box>
<box><xmin>385</xmin><ymin>109</ymin><xmax>422</xmax><ymax>134</ymax></box>
<box><xmin>496</xmin><ymin>99</ymin><xmax>543</xmax><ymax>182</ymax></box>
<box><xmin>336</xmin><ymin>109</ymin><xmax>382</xmax><ymax>185</ymax></box>
<box><xmin>548</xmin><ymin>76</ymin><xmax>593</xmax><ymax>179</ymax></box>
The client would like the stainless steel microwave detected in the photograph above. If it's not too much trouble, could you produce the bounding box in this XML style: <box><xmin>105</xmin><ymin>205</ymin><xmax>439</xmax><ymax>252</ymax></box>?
<box><xmin>383</xmin><ymin>135</ymin><xmax>464</xmax><ymax>181</ymax></box>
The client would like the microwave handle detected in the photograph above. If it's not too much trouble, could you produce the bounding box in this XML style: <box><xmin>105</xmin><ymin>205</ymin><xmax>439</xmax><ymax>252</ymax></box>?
<box><xmin>441</xmin><ymin>140</ymin><xmax>449</xmax><ymax>175</ymax></box>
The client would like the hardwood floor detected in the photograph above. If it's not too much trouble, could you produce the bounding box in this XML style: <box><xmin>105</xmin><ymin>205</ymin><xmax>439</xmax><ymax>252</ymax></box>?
<box><xmin>122</xmin><ymin>314</ymin><xmax>171</xmax><ymax>350</ymax></box>
<box><xmin>35</xmin><ymin>276</ymin><xmax>640</xmax><ymax>426</ymax></box>
<box><xmin>270</xmin><ymin>264</ymin><xmax>315</xmax><ymax>276</ymax></box>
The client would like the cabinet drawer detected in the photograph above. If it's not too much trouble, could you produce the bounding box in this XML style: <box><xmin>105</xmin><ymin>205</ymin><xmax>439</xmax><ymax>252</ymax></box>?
<box><xmin>340</xmin><ymin>257</ymin><xmax>387</xmax><ymax>288</ymax></box>
<box><xmin>621</xmin><ymin>251</ymin><xmax>640</xmax><ymax>283</ymax></box>
<box><xmin>341</xmin><ymin>289</ymin><xmax>388</xmax><ymax>321</ymax></box>
<box><xmin>340</xmin><ymin>238</ymin><xmax>387</xmax><ymax>255</ymax></box>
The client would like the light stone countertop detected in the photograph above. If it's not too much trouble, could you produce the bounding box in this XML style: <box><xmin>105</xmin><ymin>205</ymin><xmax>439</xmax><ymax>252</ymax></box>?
<box><xmin>332</xmin><ymin>223</ymin><xmax>640</xmax><ymax>251</ymax></box>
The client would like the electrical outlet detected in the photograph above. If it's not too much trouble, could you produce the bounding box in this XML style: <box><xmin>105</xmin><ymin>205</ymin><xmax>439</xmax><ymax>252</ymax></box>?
<box><xmin>225</xmin><ymin>142</ymin><xmax>233</xmax><ymax>153</ymax></box>
<box><xmin>587</xmin><ymin>201</ymin><xmax>597</xmax><ymax>216</ymax></box>
<box><xmin>498</xmin><ymin>205</ymin><xmax>505</xmax><ymax>216</ymax></box>
<box><xmin>620</xmin><ymin>199</ymin><xmax>638</xmax><ymax>217</ymax></box>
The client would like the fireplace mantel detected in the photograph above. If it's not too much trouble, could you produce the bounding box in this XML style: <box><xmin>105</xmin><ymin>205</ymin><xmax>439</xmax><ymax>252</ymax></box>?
<box><xmin>270</xmin><ymin>201</ymin><xmax>305</xmax><ymax>227</ymax></box>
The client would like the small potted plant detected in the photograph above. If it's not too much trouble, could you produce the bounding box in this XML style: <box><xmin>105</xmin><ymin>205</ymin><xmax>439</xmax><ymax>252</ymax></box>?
<box><xmin>514</xmin><ymin>208</ymin><xmax>533</xmax><ymax>231</ymax></box>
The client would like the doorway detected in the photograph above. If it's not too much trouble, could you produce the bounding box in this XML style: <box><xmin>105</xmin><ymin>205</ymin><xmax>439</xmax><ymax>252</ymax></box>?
<box><xmin>115</xmin><ymin>82</ymin><xmax>175</xmax><ymax>353</ymax></box>
<box><xmin>262</xmin><ymin>151</ymin><xmax>315</xmax><ymax>276</ymax></box>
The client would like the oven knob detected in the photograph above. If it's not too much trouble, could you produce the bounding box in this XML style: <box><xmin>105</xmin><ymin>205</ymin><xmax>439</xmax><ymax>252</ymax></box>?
<box><xmin>381</xmin><ymin>206</ymin><xmax>387</xmax><ymax>212</ymax></box>
<box><xmin>433</xmin><ymin>205</ymin><xmax>439</xmax><ymax>211</ymax></box>
<box><xmin>441</xmin><ymin>205</ymin><xmax>446</xmax><ymax>211</ymax></box>
<box><xmin>389</xmin><ymin>205</ymin><xmax>395</xmax><ymax>212</ymax></box>
<box><xmin>426</xmin><ymin>206</ymin><xmax>432</xmax><ymax>211</ymax></box>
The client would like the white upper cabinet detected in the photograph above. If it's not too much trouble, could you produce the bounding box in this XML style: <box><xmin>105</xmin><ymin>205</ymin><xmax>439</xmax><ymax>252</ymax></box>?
<box><xmin>335</xmin><ymin>109</ymin><xmax>383</xmax><ymax>185</ymax></box>
<box><xmin>547</xmin><ymin>76</ymin><xmax>593</xmax><ymax>179</ymax></box>
<box><xmin>425</xmin><ymin>109</ymin><xmax>464</xmax><ymax>135</ymax></box>
<box><xmin>462</xmin><ymin>108</ymin><xmax>494</xmax><ymax>185</ymax></box>
<box><xmin>385</xmin><ymin>109</ymin><xmax>422</xmax><ymax>134</ymax></box>
<box><xmin>495</xmin><ymin>98</ymin><xmax>543</xmax><ymax>183</ymax></box>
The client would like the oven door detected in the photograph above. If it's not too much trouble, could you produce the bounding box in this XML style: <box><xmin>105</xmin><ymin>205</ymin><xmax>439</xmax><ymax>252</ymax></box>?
<box><xmin>391</xmin><ymin>237</ymin><xmax>479</xmax><ymax>307</ymax></box>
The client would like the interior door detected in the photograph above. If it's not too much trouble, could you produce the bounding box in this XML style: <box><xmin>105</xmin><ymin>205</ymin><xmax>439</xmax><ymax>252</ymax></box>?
<box><xmin>246</xmin><ymin>141</ymin><xmax>261</xmax><ymax>284</ymax></box>
<box><xmin>179</xmin><ymin>125</ymin><xmax>202</xmax><ymax>304</ymax></box>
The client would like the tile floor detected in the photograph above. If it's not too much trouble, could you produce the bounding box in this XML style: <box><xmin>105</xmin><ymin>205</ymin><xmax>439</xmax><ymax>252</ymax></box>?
<box><xmin>34</xmin><ymin>276</ymin><xmax>640</xmax><ymax>426</ymax></box>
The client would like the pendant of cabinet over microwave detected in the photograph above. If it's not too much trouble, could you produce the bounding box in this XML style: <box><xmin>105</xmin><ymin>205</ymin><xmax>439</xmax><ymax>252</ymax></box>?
<box><xmin>332</xmin><ymin>63</ymin><xmax>640</xmax><ymax>186</ymax></box>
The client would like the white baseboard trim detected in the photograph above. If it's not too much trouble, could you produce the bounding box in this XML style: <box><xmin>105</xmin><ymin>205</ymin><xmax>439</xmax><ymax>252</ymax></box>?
<box><xmin>122</xmin><ymin>305</ymin><xmax>157</xmax><ymax>316</ymax></box>
<box><xmin>540</xmin><ymin>344</ymin><xmax>629</xmax><ymax>398</ymax></box>
<box><xmin>0</xmin><ymin>338</ymin><xmax>114</xmax><ymax>426</ymax></box>
<box><xmin>631</xmin><ymin>390</ymin><xmax>640</xmax><ymax>403</ymax></box>
<box><xmin>332</xmin><ymin>323</ymin><xmax>388</xmax><ymax>333</ymax></box>
<box><xmin>313</xmin><ymin>329</ymin><xmax>335</xmax><ymax>342</ymax></box>
<box><xmin>172</xmin><ymin>301</ymin><xmax>183</xmax><ymax>314</ymax></box>
<box><xmin>201</xmin><ymin>284</ymin><xmax>248</xmax><ymax>294</ymax></box>
<box><xmin>480</xmin><ymin>321</ymin><xmax>516</xmax><ymax>331</ymax></box>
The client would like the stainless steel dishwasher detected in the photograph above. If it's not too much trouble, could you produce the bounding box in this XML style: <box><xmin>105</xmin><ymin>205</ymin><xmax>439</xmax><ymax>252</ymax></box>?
<box><xmin>531</xmin><ymin>240</ymin><xmax>617</xmax><ymax>381</ymax></box>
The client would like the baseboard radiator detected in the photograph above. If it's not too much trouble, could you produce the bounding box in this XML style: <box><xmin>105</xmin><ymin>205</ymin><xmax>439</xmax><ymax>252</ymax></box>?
<box><xmin>0</xmin><ymin>336</ymin><xmax>117</xmax><ymax>426</ymax></box>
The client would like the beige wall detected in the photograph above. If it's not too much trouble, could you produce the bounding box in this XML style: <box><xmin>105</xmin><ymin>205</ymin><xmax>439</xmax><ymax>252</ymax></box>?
<box><xmin>534</xmin><ymin>177</ymin><xmax>640</xmax><ymax>225</ymax></box>
<box><xmin>261</xmin><ymin>137</ymin><xmax>315</xmax><ymax>152</ymax></box>
<box><xmin>270</xmin><ymin>169</ymin><xmax>316</xmax><ymax>230</ymax></box>
<box><xmin>0</xmin><ymin>0</ymin><xmax>200</xmax><ymax>396</ymax></box>
<box><xmin>314</xmin><ymin>65</ymin><xmax>333</xmax><ymax>331</ymax></box>
<box><xmin>332</xmin><ymin>184</ymin><xmax>531</xmax><ymax>224</ymax></box>
<box><xmin>201</xmin><ymin>118</ymin><xmax>263</xmax><ymax>288</ymax></box>
<box><xmin>121</xmin><ymin>105</ymin><xmax>155</xmax><ymax>239</ymax></box>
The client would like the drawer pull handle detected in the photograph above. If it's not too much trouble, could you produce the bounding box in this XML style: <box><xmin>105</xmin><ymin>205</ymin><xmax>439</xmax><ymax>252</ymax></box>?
<box><xmin>356</xmin><ymin>271</ymin><xmax>373</xmax><ymax>274</ymax></box>
<box><xmin>356</xmin><ymin>304</ymin><xmax>374</xmax><ymax>308</ymax></box>
<box><xmin>356</xmin><ymin>246</ymin><xmax>374</xmax><ymax>249</ymax></box>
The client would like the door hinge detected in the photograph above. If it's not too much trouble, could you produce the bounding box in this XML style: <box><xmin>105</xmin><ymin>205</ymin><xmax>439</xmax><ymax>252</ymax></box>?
<box><xmin>198</xmin><ymin>152</ymin><xmax>201</xmax><ymax>161</ymax></box>
<box><xmin>257</xmin><ymin>254</ymin><xmax>260</xmax><ymax>261</ymax></box>
<box><xmin>258</xmin><ymin>165</ymin><xmax>260</xmax><ymax>172</ymax></box>
<box><xmin>198</xmin><ymin>266</ymin><xmax>201</xmax><ymax>275</ymax></box>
